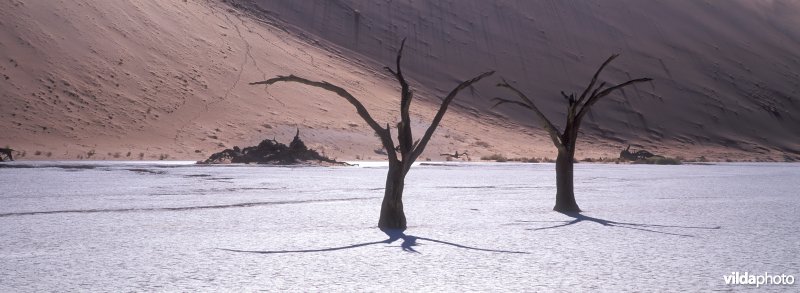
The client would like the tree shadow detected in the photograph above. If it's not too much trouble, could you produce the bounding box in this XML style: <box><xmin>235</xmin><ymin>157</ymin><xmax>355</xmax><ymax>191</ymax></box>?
<box><xmin>521</xmin><ymin>212</ymin><xmax>721</xmax><ymax>237</ymax></box>
<box><xmin>219</xmin><ymin>229</ymin><xmax>527</xmax><ymax>254</ymax></box>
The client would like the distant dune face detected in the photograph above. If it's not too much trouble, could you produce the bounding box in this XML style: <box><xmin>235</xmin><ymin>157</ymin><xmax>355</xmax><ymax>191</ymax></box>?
<box><xmin>0</xmin><ymin>0</ymin><xmax>797</xmax><ymax>161</ymax></box>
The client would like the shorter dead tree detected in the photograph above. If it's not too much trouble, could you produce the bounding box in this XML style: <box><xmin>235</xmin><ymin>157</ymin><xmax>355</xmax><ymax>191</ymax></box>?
<box><xmin>252</xmin><ymin>39</ymin><xmax>494</xmax><ymax>230</ymax></box>
<box><xmin>493</xmin><ymin>54</ymin><xmax>651</xmax><ymax>212</ymax></box>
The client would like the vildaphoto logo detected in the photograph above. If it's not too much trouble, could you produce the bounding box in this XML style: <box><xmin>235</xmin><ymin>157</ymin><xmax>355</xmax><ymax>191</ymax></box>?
<box><xmin>724</xmin><ymin>272</ymin><xmax>795</xmax><ymax>287</ymax></box>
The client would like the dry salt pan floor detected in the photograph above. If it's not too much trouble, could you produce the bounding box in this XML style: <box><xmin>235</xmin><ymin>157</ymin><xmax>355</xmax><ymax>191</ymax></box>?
<box><xmin>1</xmin><ymin>161</ymin><xmax>798</xmax><ymax>291</ymax></box>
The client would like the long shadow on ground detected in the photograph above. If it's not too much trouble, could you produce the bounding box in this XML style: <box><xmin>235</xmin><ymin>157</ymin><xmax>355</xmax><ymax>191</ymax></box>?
<box><xmin>219</xmin><ymin>230</ymin><xmax>527</xmax><ymax>254</ymax></box>
<box><xmin>520</xmin><ymin>212</ymin><xmax>721</xmax><ymax>237</ymax></box>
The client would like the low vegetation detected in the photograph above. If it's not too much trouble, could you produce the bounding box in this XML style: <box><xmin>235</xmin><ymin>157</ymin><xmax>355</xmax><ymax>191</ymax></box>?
<box><xmin>480</xmin><ymin>153</ymin><xmax>553</xmax><ymax>163</ymax></box>
<box><xmin>580</xmin><ymin>157</ymin><xmax>619</xmax><ymax>163</ymax></box>
<box><xmin>480</xmin><ymin>153</ymin><xmax>508</xmax><ymax>162</ymax></box>
<box><xmin>631</xmin><ymin>156</ymin><xmax>682</xmax><ymax>165</ymax></box>
<box><xmin>619</xmin><ymin>145</ymin><xmax>682</xmax><ymax>165</ymax></box>
<box><xmin>198</xmin><ymin>129</ymin><xmax>346</xmax><ymax>166</ymax></box>
<box><xmin>0</xmin><ymin>146</ymin><xmax>14</xmax><ymax>161</ymax></box>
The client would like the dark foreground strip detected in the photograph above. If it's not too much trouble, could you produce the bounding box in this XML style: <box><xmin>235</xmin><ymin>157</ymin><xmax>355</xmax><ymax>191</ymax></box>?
<box><xmin>0</xmin><ymin>197</ymin><xmax>375</xmax><ymax>218</ymax></box>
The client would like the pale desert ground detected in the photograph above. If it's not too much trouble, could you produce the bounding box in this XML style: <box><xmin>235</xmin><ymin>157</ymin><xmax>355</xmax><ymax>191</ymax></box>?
<box><xmin>1</xmin><ymin>161</ymin><xmax>798</xmax><ymax>291</ymax></box>
<box><xmin>1</xmin><ymin>0</ymin><xmax>798</xmax><ymax>162</ymax></box>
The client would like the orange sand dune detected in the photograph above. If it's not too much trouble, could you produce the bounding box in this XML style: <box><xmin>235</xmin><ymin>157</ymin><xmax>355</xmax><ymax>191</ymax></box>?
<box><xmin>1</xmin><ymin>0</ymin><xmax>798</xmax><ymax>162</ymax></box>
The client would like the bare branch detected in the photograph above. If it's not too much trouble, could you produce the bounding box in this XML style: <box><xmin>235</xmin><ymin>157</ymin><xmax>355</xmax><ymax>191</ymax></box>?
<box><xmin>560</xmin><ymin>91</ymin><xmax>571</xmax><ymax>102</ymax></box>
<box><xmin>407</xmin><ymin>70</ymin><xmax>495</xmax><ymax>165</ymax></box>
<box><xmin>589</xmin><ymin>81</ymin><xmax>607</xmax><ymax>101</ymax></box>
<box><xmin>491</xmin><ymin>97</ymin><xmax>532</xmax><ymax>110</ymax></box>
<box><xmin>576</xmin><ymin>54</ymin><xmax>619</xmax><ymax>107</ymax></box>
<box><xmin>384</xmin><ymin>66</ymin><xmax>398</xmax><ymax>77</ymax></box>
<box><xmin>385</xmin><ymin>123</ymin><xmax>398</xmax><ymax>163</ymax></box>
<box><xmin>387</xmin><ymin>38</ymin><xmax>415</xmax><ymax>157</ymax></box>
<box><xmin>576</xmin><ymin>77</ymin><xmax>652</xmax><ymax>123</ymax></box>
<box><xmin>495</xmin><ymin>80</ymin><xmax>565</xmax><ymax>151</ymax></box>
<box><xmin>395</xmin><ymin>38</ymin><xmax>407</xmax><ymax>80</ymax></box>
<box><xmin>251</xmin><ymin>75</ymin><xmax>396</xmax><ymax>158</ymax></box>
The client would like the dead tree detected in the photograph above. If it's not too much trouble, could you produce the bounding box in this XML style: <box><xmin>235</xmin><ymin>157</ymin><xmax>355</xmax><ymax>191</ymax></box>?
<box><xmin>493</xmin><ymin>54</ymin><xmax>651</xmax><ymax>212</ymax></box>
<box><xmin>251</xmin><ymin>39</ymin><xmax>494</xmax><ymax>230</ymax></box>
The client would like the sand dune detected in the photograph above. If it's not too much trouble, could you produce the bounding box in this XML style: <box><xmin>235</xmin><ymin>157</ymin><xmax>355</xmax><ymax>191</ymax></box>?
<box><xmin>1</xmin><ymin>0</ymin><xmax>798</xmax><ymax>161</ymax></box>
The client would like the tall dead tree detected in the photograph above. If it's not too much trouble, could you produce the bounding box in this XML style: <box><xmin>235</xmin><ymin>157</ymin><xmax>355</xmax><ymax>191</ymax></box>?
<box><xmin>493</xmin><ymin>54</ymin><xmax>651</xmax><ymax>212</ymax></box>
<box><xmin>251</xmin><ymin>39</ymin><xmax>494</xmax><ymax>230</ymax></box>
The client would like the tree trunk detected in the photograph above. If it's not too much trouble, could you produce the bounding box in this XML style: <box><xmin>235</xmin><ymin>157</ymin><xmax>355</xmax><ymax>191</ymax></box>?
<box><xmin>554</xmin><ymin>150</ymin><xmax>581</xmax><ymax>212</ymax></box>
<box><xmin>378</xmin><ymin>162</ymin><xmax>407</xmax><ymax>231</ymax></box>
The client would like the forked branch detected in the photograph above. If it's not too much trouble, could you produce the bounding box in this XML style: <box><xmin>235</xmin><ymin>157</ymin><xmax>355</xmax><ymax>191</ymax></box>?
<box><xmin>495</xmin><ymin>80</ymin><xmax>565</xmax><ymax>151</ymax></box>
<box><xmin>576</xmin><ymin>54</ymin><xmax>619</xmax><ymax>106</ymax></box>
<box><xmin>407</xmin><ymin>70</ymin><xmax>495</xmax><ymax>166</ymax></box>
<box><xmin>493</xmin><ymin>55</ymin><xmax>651</xmax><ymax>154</ymax></box>
<box><xmin>253</xmin><ymin>44</ymin><xmax>494</xmax><ymax>171</ymax></box>
<box><xmin>393</xmin><ymin>39</ymin><xmax>415</xmax><ymax>155</ymax></box>
<box><xmin>575</xmin><ymin>77</ymin><xmax>652</xmax><ymax>123</ymax></box>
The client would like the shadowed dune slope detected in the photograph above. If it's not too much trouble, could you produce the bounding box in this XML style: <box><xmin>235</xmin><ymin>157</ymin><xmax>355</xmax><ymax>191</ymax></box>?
<box><xmin>246</xmin><ymin>0</ymin><xmax>800</xmax><ymax>160</ymax></box>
